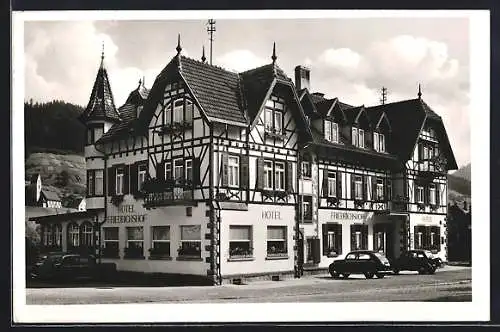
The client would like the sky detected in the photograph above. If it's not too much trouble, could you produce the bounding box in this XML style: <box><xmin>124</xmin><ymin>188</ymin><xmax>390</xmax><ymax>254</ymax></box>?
<box><xmin>23</xmin><ymin>16</ymin><xmax>471</xmax><ymax>167</ymax></box>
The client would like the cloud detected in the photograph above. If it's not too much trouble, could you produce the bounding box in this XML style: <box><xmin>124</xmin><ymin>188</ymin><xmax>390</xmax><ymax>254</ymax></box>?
<box><xmin>216</xmin><ymin>50</ymin><xmax>268</xmax><ymax>72</ymax></box>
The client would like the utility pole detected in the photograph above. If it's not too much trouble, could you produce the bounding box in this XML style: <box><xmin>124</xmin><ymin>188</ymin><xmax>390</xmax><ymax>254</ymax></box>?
<box><xmin>207</xmin><ymin>19</ymin><xmax>216</xmax><ymax>65</ymax></box>
<box><xmin>380</xmin><ymin>86</ymin><xmax>388</xmax><ymax>105</ymax></box>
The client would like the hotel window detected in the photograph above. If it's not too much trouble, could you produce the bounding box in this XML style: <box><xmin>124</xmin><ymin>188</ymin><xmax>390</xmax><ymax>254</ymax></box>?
<box><xmin>229</xmin><ymin>225</ymin><xmax>253</xmax><ymax>258</ymax></box>
<box><xmin>68</xmin><ymin>223</ymin><xmax>80</xmax><ymax>248</ymax></box>
<box><xmin>301</xmin><ymin>195</ymin><xmax>312</xmax><ymax>221</ymax></box>
<box><xmin>327</xmin><ymin>172</ymin><xmax>336</xmax><ymax>197</ymax></box>
<box><xmin>358</xmin><ymin>129</ymin><xmax>365</xmax><ymax>148</ymax></box>
<box><xmin>264</xmin><ymin>160</ymin><xmax>274</xmax><ymax>189</ymax></box>
<box><xmin>43</xmin><ymin>225</ymin><xmax>52</xmax><ymax>246</ymax></box>
<box><xmin>94</xmin><ymin>126</ymin><xmax>104</xmax><ymax>142</ymax></box>
<box><xmin>179</xmin><ymin>225</ymin><xmax>201</xmax><ymax>258</ymax></box>
<box><xmin>185</xmin><ymin>100</ymin><xmax>193</xmax><ymax>123</ymax></box>
<box><xmin>374</xmin><ymin>132</ymin><xmax>385</xmax><ymax>152</ymax></box>
<box><xmin>138</xmin><ymin>164</ymin><xmax>147</xmax><ymax>190</ymax></box>
<box><xmin>174</xmin><ymin>159</ymin><xmax>184</xmax><ymax>181</ymax></box>
<box><xmin>275</xmin><ymin>162</ymin><xmax>285</xmax><ymax>191</ymax></box>
<box><xmin>416</xmin><ymin>231</ymin><xmax>423</xmax><ymax>249</ymax></box>
<box><xmin>352</xmin><ymin>128</ymin><xmax>358</xmax><ymax>146</ymax></box>
<box><xmin>116</xmin><ymin>167</ymin><xmax>125</xmax><ymax>195</ymax></box>
<box><xmin>264</xmin><ymin>99</ymin><xmax>284</xmax><ymax>134</ymax></box>
<box><xmin>374</xmin><ymin>232</ymin><xmax>385</xmax><ymax>252</ymax></box>
<box><xmin>429</xmin><ymin>184</ymin><xmax>436</xmax><ymax>205</ymax></box>
<box><xmin>173</xmin><ymin>99</ymin><xmax>184</xmax><ymax>123</ymax></box>
<box><xmin>95</xmin><ymin>170</ymin><xmax>103</xmax><ymax>195</ymax></box>
<box><xmin>228</xmin><ymin>156</ymin><xmax>240</xmax><ymax>187</ymax></box>
<box><xmin>323</xmin><ymin>223</ymin><xmax>342</xmax><ymax>256</ymax></box>
<box><xmin>350</xmin><ymin>224</ymin><xmax>368</xmax><ymax>250</ymax></box>
<box><xmin>81</xmin><ymin>222</ymin><xmax>93</xmax><ymax>247</ymax></box>
<box><xmin>151</xmin><ymin>226</ymin><xmax>170</xmax><ymax>257</ymax></box>
<box><xmin>267</xmin><ymin>226</ymin><xmax>287</xmax><ymax>256</ymax></box>
<box><xmin>103</xmin><ymin>227</ymin><xmax>119</xmax><ymax>258</ymax></box>
<box><xmin>165</xmin><ymin>162</ymin><xmax>172</xmax><ymax>180</ymax></box>
<box><xmin>376</xmin><ymin>178</ymin><xmax>384</xmax><ymax>201</ymax></box>
<box><xmin>430</xmin><ymin>231</ymin><xmax>435</xmax><ymax>247</ymax></box>
<box><xmin>185</xmin><ymin>159</ymin><xmax>193</xmax><ymax>182</ymax></box>
<box><xmin>324</xmin><ymin>120</ymin><xmax>339</xmax><ymax>143</ymax></box>
<box><xmin>354</xmin><ymin>175</ymin><xmax>363</xmax><ymax>200</ymax></box>
<box><xmin>125</xmin><ymin>226</ymin><xmax>144</xmax><ymax>258</ymax></box>
<box><xmin>86</xmin><ymin>125</ymin><xmax>104</xmax><ymax>145</ymax></box>
<box><xmin>416</xmin><ymin>186</ymin><xmax>424</xmax><ymax>203</ymax></box>
<box><xmin>301</xmin><ymin>161</ymin><xmax>311</xmax><ymax>178</ymax></box>
<box><xmin>53</xmin><ymin>224</ymin><xmax>62</xmax><ymax>247</ymax></box>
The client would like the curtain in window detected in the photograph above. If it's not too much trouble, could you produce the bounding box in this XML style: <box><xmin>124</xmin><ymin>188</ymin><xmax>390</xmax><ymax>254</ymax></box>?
<box><xmin>181</xmin><ymin>225</ymin><xmax>201</xmax><ymax>240</ymax></box>
<box><xmin>230</xmin><ymin>226</ymin><xmax>251</xmax><ymax>240</ymax></box>
<box><xmin>127</xmin><ymin>227</ymin><xmax>144</xmax><ymax>240</ymax></box>
<box><xmin>267</xmin><ymin>226</ymin><xmax>286</xmax><ymax>239</ymax></box>
<box><xmin>153</xmin><ymin>226</ymin><xmax>170</xmax><ymax>240</ymax></box>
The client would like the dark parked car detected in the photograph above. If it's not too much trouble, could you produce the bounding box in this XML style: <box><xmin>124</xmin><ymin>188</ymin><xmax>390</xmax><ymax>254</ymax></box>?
<box><xmin>30</xmin><ymin>252</ymin><xmax>98</xmax><ymax>281</ymax></box>
<box><xmin>329</xmin><ymin>250</ymin><xmax>392</xmax><ymax>279</ymax></box>
<box><xmin>391</xmin><ymin>250</ymin><xmax>441</xmax><ymax>275</ymax></box>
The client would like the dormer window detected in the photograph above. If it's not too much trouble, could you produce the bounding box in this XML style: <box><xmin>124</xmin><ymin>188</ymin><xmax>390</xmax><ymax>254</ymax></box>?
<box><xmin>324</xmin><ymin>120</ymin><xmax>338</xmax><ymax>143</ymax></box>
<box><xmin>352</xmin><ymin>127</ymin><xmax>364</xmax><ymax>148</ymax></box>
<box><xmin>264</xmin><ymin>98</ymin><xmax>284</xmax><ymax>135</ymax></box>
<box><xmin>373</xmin><ymin>132</ymin><xmax>385</xmax><ymax>152</ymax></box>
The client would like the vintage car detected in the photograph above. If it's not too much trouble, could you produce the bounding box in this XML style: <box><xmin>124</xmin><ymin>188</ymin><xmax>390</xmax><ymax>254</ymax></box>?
<box><xmin>30</xmin><ymin>252</ymin><xmax>98</xmax><ymax>281</ymax></box>
<box><xmin>329</xmin><ymin>250</ymin><xmax>392</xmax><ymax>279</ymax></box>
<box><xmin>391</xmin><ymin>250</ymin><xmax>440</xmax><ymax>275</ymax></box>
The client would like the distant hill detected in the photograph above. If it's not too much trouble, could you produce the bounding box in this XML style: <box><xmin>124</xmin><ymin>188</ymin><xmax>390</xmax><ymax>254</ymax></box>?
<box><xmin>451</xmin><ymin>163</ymin><xmax>471</xmax><ymax>182</ymax></box>
<box><xmin>24</xmin><ymin>100</ymin><xmax>86</xmax><ymax>156</ymax></box>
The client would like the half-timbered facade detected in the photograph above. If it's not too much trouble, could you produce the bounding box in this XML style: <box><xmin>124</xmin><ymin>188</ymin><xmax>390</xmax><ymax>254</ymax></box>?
<box><xmin>34</xmin><ymin>38</ymin><xmax>457</xmax><ymax>285</ymax></box>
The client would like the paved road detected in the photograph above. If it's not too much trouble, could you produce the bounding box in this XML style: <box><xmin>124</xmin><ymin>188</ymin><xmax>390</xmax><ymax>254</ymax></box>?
<box><xmin>26</xmin><ymin>266</ymin><xmax>471</xmax><ymax>305</ymax></box>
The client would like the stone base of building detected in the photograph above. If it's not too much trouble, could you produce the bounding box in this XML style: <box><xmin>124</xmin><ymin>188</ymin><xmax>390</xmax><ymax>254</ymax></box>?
<box><xmin>220</xmin><ymin>270</ymin><xmax>296</xmax><ymax>285</ymax></box>
<box><xmin>111</xmin><ymin>271</ymin><xmax>214</xmax><ymax>286</ymax></box>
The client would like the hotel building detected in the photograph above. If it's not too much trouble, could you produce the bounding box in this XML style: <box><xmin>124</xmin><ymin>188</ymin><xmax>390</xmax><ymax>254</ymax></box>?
<box><xmin>32</xmin><ymin>38</ymin><xmax>457</xmax><ymax>284</ymax></box>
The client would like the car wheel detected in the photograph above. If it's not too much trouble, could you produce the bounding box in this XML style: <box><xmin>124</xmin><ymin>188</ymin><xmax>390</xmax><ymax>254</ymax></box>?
<box><xmin>393</xmin><ymin>269</ymin><xmax>400</xmax><ymax>275</ymax></box>
<box><xmin>364</xmin><ymin>271</ymin><xmax>375</xmax><ymax>279</ymax></box>
<box><xmin>341</xmin><ymin>273</ymin><xmax>350</xmax><ymax>279</ymax></box>
<box><xmin>427</xmin><ymin>266</ymin><xmax>436</xmax><ymax>275</ymax></box>
<box><xmin>376</xmin><ymin>273</ymin><xmax>385</xmax><ymax>279</ymax></box>
<box><xmin>418</xmin><ymin>267</ymin><xmax>427</xmax><ymax>275</ymax></box>
<box><xmin>330</xmin><ymin>270</ymin><xmax>340</xmax><ymax>279</ymax></box>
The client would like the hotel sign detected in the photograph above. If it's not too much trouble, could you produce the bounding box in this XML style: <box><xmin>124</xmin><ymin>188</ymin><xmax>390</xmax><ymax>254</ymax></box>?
<box><xmin>262</xmin><ymin>210</ymin><xmax>282</xmax><ymax>220</ymax></box>
<box><xmin>106</xmin><ymin>204</ymin><xmax>146</xmax><ymax>224</ymax></box>
<box><xmin>330</xmin><ymin>211</ymin><xmax>366</xmax><ymax>221</ymax></box>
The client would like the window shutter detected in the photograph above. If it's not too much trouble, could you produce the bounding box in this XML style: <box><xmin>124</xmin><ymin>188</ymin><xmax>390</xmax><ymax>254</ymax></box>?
<box><xmin>351</xmin><ymin>174</ymin><xmax>355</xmax><ymax>199</ymax></box>
<box><xmin>123</xmin><ymin>165</ymin><xmax>130</xmax><ymax>195</ymax></box>
<box><xmin>350</xmin><ymin>225</ymin><xmax>355</xmax><ymax>251</ymax></box>
<box><xmin>336</xmin><ymin>171</ymin><xmax>342</xmax><ymax>198</ymax></box>
<box><xmin>286</xmin><ymin>161</ymin><xmax>293</xmax><ymax>192</ymax></box>
<box><xmin>108</xmin><ymin>166</ymin><xmax>116</xmax><ymax>196</ymax></box>
<box><xmin>337</xmin><ymin>224</ymin><xmax>343</xmax><ymax>254</ymax></box>
<box><xmin>322</xmin><ymin>224</ymin><xmax>327</xmax><ymax>256</ymax></box>
<box><xmin>435</xmin><ymin>184</ymin><xmax>440</xmax><ymax>205</ymax></box>
<box><xmin>221</xmin><ymin>152</ymin><xmax>229</xmax><ymax>186</ymax></box>
<box><xmin>362</xmin><ymin>225</ymin><xmax>368</xmax><ymax>250</ymax></box>
<box><xmin>363</xmin><ymin>175</ymin><xmax>368</xmax><ymax>201</ymax></box>
<box><xmin>414</xmin><ymin>183</ymin><xmax>418</xmax><ymax>203</ymax></box>
<box><xmin>418</xmin><ymin>143</ymin><xmax>423</xmax><ymax>160</ymax></box>
<box><xmin>322</xmin><ymin>169</ymin><xmax>329</xmax><ymax>197</ymax></box>
<box><xmin>257</xmin><ymin>157</ymin><xmax>265</xmax><ymax>190</ymax></box>
<box><xmin>240</xmin><ymin>155</ymin><xmax>249</xmax><ymax>189</ymax></box>
<box><xmin>313</xmin><ymin>238</ymin><xmax>321</xmax><ymax>264</ymax></box>
<box><xmin>193</xmin><ymin>158</ymin><xmax>201</xmax><ymax>186</ymax></box>
<box><xmin>130</xmin><ymin>162</ymin><xmax>138</xmax><ymax>194</ymax></box>
<box><xmin>424</xmin><ymin>185</ymin><xmax>429</xmax><ymax>205</ymax></box>
<box><xmin>157</xmin><ymin>161</ymin><xmax>165</xmax><ymax>181</ymax></box>
<box><xmin>374</xmin><ymin>133</ymin><xmax>379</xmax><ymax>151</ymax></box>
<box><xmin>372</xmin><ymin>177</ymin><xmax>378</xmax><ymax>201</ymax></box>
<box><xmin>436</xmin><ymin>226</ymin><xmax>441</xmax><ymax>251</ymax></box>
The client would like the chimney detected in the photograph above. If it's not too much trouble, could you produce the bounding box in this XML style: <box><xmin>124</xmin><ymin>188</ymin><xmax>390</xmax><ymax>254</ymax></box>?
<box><xmin>295</xmin><ymin>65</ymin><xmax>310</xmax><ymax>91</ymax></box>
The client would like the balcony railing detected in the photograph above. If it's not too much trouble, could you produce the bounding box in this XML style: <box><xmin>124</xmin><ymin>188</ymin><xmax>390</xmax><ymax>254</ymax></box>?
<box><xmin>418</xmin><ymin>156</ymin><xmax>447</xmax><ymax>177</ymax></box>
<box><xmin>142</xmin><ymin>178</ymin><xmax>196</xmax><ymax>208</ymax></box>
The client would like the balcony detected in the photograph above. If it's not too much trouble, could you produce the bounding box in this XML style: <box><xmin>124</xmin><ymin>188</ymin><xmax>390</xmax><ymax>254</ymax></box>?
<box><xmin>418</xmin><ymin>156</ymin><xmax>447</xmax><ymax>178</ymax></box>
<box><xmin>390</xmin><ymin>195</ymin><xmax>409</xmax><ymax>213</ymax></box>
<box><xmin>142</xmin><ymin>178</ymin><xmax>196</xmax><ymax>208</ymax></box>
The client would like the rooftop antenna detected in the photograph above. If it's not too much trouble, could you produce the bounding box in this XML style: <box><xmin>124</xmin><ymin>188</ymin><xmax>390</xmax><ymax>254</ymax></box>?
<box><xmin>207</xmin><ymin>19</ymin><xmax>216</xmax><ymax>65</ymax></box>
<box><xmin>380</xmin><ymin>86</ymin><xmax>388</xmax><ymax>105</ymax></box>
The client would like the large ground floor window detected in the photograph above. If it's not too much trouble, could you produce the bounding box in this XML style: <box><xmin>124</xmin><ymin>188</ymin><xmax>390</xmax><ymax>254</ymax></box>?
<box><xmin>103</xmin><ymin>227</ymin><xmax>119</xmax><ymax>258</ymax></box>
<box><xmin>322</xmin><ymin>223</ymin><xmax>342</xmax><ymax>257</ymax></box>
<box><xmin>179</xmin><ymin>225</ymin><xmax>201</xmax><ymax>258</ymax></box>
<box><xmin>350</xmin><ymin>224</ymin><xmax>368</xmax><ymax>250</ymax></box>
<box><xmin>125</xmin><ymin>226</ymin><xmax>144</xmax><ymax>258</ymax></box>
<box><xmin>229</xmin><ymin>225</ymin><xmax>253</xmax><ymax>258</ymax></box>
<box><xmin>267</xmin><ymin>226</ymin><xmax>287</xmax><ymax>257</ymax></box>
<box><xmin>151</xmin><ymin>226</ymin><xmax>171</xmax><ymax>258</ymax></box>
<box><xmin>414</xmin><ymin>225</ymin><xmax>441</xmax><ymax>252</ymax></box>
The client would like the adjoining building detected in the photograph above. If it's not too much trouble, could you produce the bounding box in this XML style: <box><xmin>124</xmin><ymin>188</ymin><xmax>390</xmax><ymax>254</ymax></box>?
<box><xmin>33</xmin><ymin>38</ymin><xmax>458</xmax><ymax>285</ymax></box>
<box><xmin>25</xmin><ymin>174</ymin><xmax>63</xmax><ymax>209</ymax></box>
<box><xmin>447</xmin><ymin>201</ymin><xmax>471</xmax><ymax>263</ymax></box>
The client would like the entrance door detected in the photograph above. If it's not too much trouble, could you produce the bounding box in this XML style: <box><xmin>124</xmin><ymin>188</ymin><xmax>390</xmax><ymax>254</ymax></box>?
<box><xmin>306</xmin><ymin>238</ymin><xmax>314</xmax><ymax>263</ymax></box>
<box><xmin>374</xmin><ymin>224</ymin><xmax>395</xmax><ymax>260</ymax></box>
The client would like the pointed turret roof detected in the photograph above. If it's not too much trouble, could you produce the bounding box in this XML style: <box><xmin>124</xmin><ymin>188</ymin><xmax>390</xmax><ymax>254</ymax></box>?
<box><xmin>79</xmin><ymin>50</ymin><xmax>121</xmax><ymax>123</ymax></box>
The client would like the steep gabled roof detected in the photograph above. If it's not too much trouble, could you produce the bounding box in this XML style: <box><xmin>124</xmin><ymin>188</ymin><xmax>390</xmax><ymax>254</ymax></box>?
<box><xmin>240</xmin><ymin>63</ymin><xmax>291</xmax><ymax>123</ymax></box>
<box><xmin>40</xmin><ymin>189</ymin><xmax>61</xmax><ymax>202</ymax></box>
<box><xmin>79</xmin><ymin>57</ymin><xmax>121</xmax><ymax>123</ymax></box>
<box><xmin>366</xmin><ymin>98</ymin><xmax>458</xmax><ymax>170</ymax></box>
